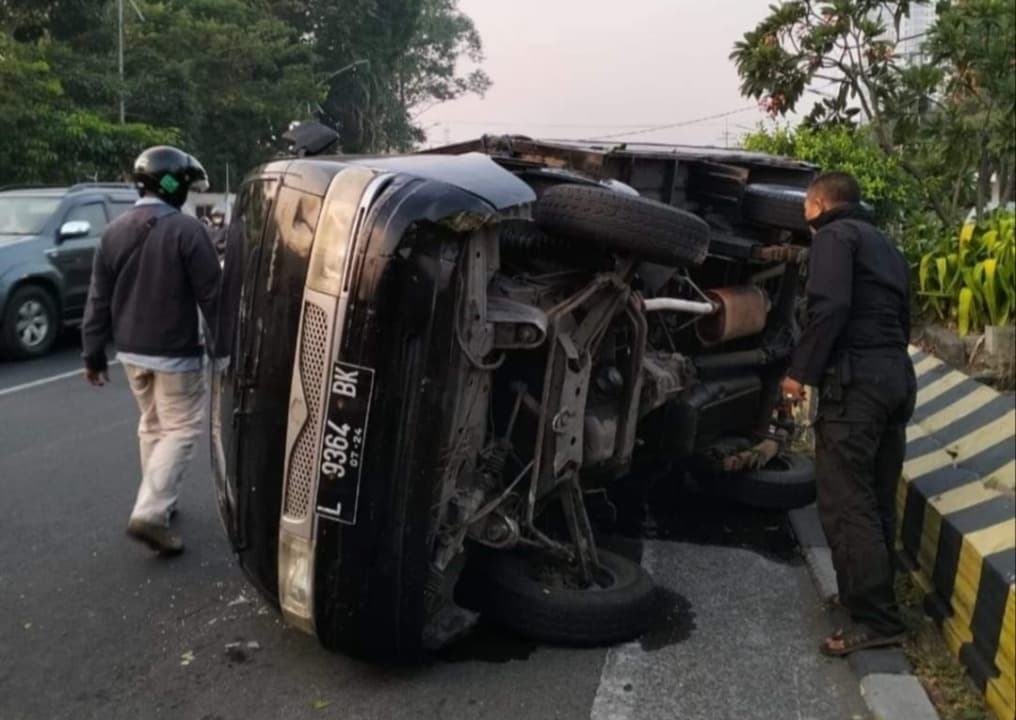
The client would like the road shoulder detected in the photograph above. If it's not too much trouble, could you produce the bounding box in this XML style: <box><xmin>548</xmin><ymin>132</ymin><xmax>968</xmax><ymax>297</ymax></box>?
<box><xmin>790</xmin><ymin>505</ymin><xmax>940</xmax><ymax>720</ymax></box>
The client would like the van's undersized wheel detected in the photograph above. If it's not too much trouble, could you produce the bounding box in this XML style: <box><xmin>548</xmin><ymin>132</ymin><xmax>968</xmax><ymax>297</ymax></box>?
<box><xmin>740</xmin><ymin>184</ymin><xmax>809</xmax><ymax>233</ymax></box>
<box><xmin>458</xmin><ymin>548</ymin><xmax>657</xmax><ymax>645</ymax></box>
<box><xmin>534</xmin><ymin>185</ymin><xmax>710</xmax><ymax>266</ymax></box>
<box><xmin>705</xmin><ymin>452</ymin><xmax>816</xmax><ymax>510</ymax></box>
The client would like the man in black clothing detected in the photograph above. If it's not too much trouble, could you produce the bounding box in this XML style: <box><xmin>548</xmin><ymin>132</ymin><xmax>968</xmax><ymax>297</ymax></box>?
<box><xmin>208</xmin><ymin>206</ymin><xmax>228</xmax><ymax>260</ymax></box>
<box><xmin>781</xmin><ymin>172</ymin><xmax>916</xmax><ymax>656</ymax></box>
<box><xmin>82</xmin><ymin>146</ymin><xmax>222</xmax><ymax>556</ymax></box>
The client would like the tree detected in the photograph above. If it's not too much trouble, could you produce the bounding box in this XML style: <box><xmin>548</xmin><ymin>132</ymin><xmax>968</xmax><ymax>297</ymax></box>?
<box><xmin>117</xmin><ymin>0</ymin><xmax>321</xmax><ymax>189</ymax></box>
<box><xmin>0</xmin><ymin>31</ymin><xmax>67</xmax><ymax>182</ymax></box>
<box><xmin>2</xmin><ymin>0</ymin><xmax>492</xmax><ymax>184</ymax></box>
<box><xmin>731</xmin><ymin>0</ymin><xmax>1016</xmax><ymax>226</ymax></box>
<box><xmin>3</xmin><ymin>1</ymin><xmax>321</xmax><ymax>188</ymax></box>
<box><xmin>0</xmin><ymin>31</ymin><xmax>175</xmax><ymax>185</ymax></box>
<box><xmin>276</xmin><ymin>0</ymin><xmax>491</xmax><ymax>152</ymax></box>
<box><xmin>925</xmin><ymin>0</ymin><xmax>1016</xmax><ymax>212</ymax></box>
<box><xmin>0</xmin><ymin>0</ymin><xmax>108</xmax><ymax>43</ymax></box>
<box><xmin>394</xmin><ymin>0</ymin><xmax>492</xmax><ymax>126</ymax></box>
<box><xmin>57</xmin><ymin>110</ymin><xmax>181</xmax><ymax>182</ymax></box>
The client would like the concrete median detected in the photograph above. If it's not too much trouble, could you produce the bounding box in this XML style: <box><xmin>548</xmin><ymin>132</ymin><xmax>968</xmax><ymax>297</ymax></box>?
<box><xmin>898</xmin><ymin>347</ymin><xmax>1015</xmax><ymax>720</ymax></box>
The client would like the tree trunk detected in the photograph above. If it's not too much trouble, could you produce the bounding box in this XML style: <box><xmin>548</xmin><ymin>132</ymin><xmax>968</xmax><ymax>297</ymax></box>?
<box><xmin>1000</xmin><ymin>157</ymin><xmax>1015</xmax><ymax>205</ymax></box>
<box><xmin>976</xmin><ymin>151</ymin><xmax>992</xmax><ymax>220</ymax></box>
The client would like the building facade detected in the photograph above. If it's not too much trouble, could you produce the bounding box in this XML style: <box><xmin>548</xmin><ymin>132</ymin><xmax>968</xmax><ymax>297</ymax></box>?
<box><xmin>895</xmin><ymin>4</ymin><xmax>937</xmax><ymax>63</ymax></box>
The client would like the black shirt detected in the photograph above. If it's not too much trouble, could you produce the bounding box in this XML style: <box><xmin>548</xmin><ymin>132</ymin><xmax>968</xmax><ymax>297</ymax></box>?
<box><xmin>788</xmin><ymin>204</ymin><xmax>911</xmax><ymax>386</ymax></box>
<box><xmin>81</xmin><ymin>204</ymin><xmax>222</xmax><ymax>371</ymax></box>
<box><xmin>209</xmin><ymin>223</ymin><xmax>228</xmax><ymax>258</ymax></box>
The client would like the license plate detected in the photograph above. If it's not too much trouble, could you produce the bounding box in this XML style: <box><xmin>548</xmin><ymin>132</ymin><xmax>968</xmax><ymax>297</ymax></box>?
<box><xmin>316</xmin><ymin>360</ymin><xmax>375</xmax><ymax>525</ymax></box>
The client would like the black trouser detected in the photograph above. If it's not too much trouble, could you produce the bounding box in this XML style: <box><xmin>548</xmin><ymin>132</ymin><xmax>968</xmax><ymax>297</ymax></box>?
<box><xmin>815</xmin><ymin>352</ymin><xmax>917</xmax><ymax>636</ymax></box>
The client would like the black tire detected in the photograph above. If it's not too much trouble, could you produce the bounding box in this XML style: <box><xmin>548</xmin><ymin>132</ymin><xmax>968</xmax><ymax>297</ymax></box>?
<box><xmin>741</xmin><ymin>184</ymin><xmax>809</xmax><ymax>233</ymax></box>
<box><xmin>499</xmin><ymin>219</ymin><xmax>558</xmax><ymax>250</ymax></box>
<box><xmin>459</xmin><ymin>548</ymin><xmax>658</xmax><ymax>645</ymax></box>
<box><xmin>534</xmin><ymin>184</ymin><xmax>710</xmax><ymax>266</ymax></box>
<box><xmin>1</xmin><ymin>285</ymin><xmax>59</xmax><ymax>359</ymax></box>
<box><xmin>707</xmin><ymin>452</ymin><xmax>816</xmax><ymax>510</ymax></box>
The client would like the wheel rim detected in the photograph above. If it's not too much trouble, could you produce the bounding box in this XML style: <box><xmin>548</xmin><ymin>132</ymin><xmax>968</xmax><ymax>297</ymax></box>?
<box><xmin>15</xmin><ymin>299</ymin><xmax>50</xmax><ymax>349</ymax></box>
<box><xmin>528</xmin><ymin>553</ymin><xmax>619</xmax><ymax>591</ymax></box>
<box><xmin>764</xmin><ymin>455</ymin><xmax>792</xmax><ymax>472</ymax></box>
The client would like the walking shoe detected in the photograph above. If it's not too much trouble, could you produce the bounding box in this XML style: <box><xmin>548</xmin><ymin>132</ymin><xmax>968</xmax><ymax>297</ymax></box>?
<box><xmin>126</xmin><ymin>519</ymin><xmax>184</xmax><ymax>556</ymax></box>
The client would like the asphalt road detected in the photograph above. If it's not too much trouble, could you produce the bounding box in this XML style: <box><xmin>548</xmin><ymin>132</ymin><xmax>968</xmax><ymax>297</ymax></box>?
<box><xmin>0</xmin><ymin>342</ymin><xmax>871</xmax><ymax>720</ymax></box>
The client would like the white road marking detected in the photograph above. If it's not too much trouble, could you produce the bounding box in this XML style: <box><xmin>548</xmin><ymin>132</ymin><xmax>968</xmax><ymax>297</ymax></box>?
<box><xmin>590</xmin><ymin>543</ymin><xmax>658</xmax><ymax>720</ymax></box>
<box><xmin>590</xmin><ymin>645</ymin><xmax>642</xmax><ymax>720</ymax></box>
<box><xmin>0</xmin><ymin>361</ymin><xmax>120</xmax><ymax>397</ymax></box>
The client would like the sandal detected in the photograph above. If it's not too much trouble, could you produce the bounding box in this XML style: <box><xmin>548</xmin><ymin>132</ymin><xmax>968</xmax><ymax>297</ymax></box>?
<box><xmin>820</xmin><ymin>627</ymin><xmax>904</xmax><ymax>657</ymax></box>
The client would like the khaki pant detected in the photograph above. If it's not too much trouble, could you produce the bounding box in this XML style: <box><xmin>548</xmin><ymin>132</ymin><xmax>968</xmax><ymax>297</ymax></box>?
<box><xmin>124</xmin><ymin>364</ymin><xmax>206</xmax><ymax>526</ymax></box>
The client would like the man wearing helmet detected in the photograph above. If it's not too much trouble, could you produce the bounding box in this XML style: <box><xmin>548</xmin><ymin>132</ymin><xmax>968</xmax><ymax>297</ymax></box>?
<box><xmin>81</xmin><ymin>146</ymin><xmax>223</xmax><ymax>556</ymax></box>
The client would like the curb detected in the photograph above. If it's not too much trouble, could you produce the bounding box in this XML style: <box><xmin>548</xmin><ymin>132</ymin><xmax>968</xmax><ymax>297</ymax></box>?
<box><xmin>790</xmin><ymin>506</ymin><xmax>941</xmax><ymax>720</ymax></box>
<box><xmin>899</xmin><ymin>347</ymin><xmax>1015</xmax><ymax>720</ymax></box>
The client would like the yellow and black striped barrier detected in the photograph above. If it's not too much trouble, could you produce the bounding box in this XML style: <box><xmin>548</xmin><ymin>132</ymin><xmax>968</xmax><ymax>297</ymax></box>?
<box><xmin>898</xmin><ymin>346</ymin><xmax>1015</xmax><ymax>720</ymax></box>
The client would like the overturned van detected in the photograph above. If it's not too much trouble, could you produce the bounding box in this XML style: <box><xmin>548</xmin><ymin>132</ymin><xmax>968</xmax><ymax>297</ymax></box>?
<box><xmin>211</xmin><ymin>137</ymin><xmax>818</xmax><ymax>660</ymax></box>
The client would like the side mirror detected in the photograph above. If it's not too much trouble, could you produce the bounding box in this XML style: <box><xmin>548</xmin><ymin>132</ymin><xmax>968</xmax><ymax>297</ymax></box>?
<box><xmin>58</xmin><ymin>220</ymin><xmax>91</xmax><ymax>241</ymax></box>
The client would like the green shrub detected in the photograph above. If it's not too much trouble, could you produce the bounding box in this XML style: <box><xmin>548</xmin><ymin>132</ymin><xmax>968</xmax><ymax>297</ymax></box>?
<box><xmin>918</xmin><ymin>211</ymin><xmax>1016</xmax><ymax>335</ymax></box>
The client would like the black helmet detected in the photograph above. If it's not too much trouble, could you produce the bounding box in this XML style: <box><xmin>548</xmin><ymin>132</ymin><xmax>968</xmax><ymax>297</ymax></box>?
<box><xmin>132</xmin><ymin>146</ymin><xmax>209</xmax><ymax>208</ymax></box>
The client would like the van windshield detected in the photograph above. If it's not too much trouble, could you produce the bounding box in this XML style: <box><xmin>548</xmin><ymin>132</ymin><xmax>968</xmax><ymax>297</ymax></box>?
<box><xmin>0</xmin><ymin>197</ymin><xmax>61</xmax><ymax>235</ymax></box>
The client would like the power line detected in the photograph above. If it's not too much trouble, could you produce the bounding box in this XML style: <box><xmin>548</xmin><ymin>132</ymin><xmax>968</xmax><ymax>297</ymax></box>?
<box><xmin>590</xmin><ymin>106</ymin><xmax>759</xmax><ymax>140</ymax></box>
<box><xmin>435</xmin><ymin>120</ymin><xmax>704</xmax><ymax>129</ymax></box>
<box><xmin>431</xmin><ymin>106</ymin><xmax>761</xmax><ymax>138</ymax></box>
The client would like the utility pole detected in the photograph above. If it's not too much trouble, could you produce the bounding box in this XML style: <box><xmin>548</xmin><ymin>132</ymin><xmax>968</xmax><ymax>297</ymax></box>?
<box><xmin>118</xmin><ymin>0</ymin><xmax>125</xmax><ymax>124</ymax></box>
<box><xmin>117</xmin><ymin>0</ymin><xmax>145</xmax><ymax>124</ymax></box>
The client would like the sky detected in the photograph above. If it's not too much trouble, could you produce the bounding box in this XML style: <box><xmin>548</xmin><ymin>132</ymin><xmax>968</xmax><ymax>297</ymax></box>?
<box><xmin>423</xmin><ymin>0</ymin><xmax>802</xmax><ymax>149</ymax></box>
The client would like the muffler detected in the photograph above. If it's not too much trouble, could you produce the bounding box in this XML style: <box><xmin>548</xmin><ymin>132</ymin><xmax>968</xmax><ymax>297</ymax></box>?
<box><xmin>695</xmin><ymin>286</ymin><xmax>770</xmax><ymax>346</ymax></box>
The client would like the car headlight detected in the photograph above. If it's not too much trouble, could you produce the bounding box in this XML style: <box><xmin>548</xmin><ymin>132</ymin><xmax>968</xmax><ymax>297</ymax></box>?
<box><xmin>278</xmin><ymin>530</ymin><xmax>315</xmax><ymax>634</ymax></box>
<box><xmin>306</xmin><ymin>167</ymin><xmax>376</xmax><ymax>297</ymax></box>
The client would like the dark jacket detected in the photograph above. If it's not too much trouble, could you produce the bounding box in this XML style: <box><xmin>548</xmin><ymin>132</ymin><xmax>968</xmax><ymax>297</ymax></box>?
<box><xmin>81</xmin><ymin>204</ymin><xmax>222</xmax><ymax>371</ymax></box>
<box><xmin>788</xmin><ymin>204</ymin><xmax>911</xmax><ymax>386</ymax></box>
<box><xmin>209</xmin><ymin>223</ymin><xmax>228</xmax><ymax>259</ymax></box>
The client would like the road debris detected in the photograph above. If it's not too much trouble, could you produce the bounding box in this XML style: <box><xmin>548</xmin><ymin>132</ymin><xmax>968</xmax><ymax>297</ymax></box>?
<box><xmin>225</xmin><ymin>640</ymin><xmax>262</xmax><ymax>663</ymax></box>
<box><xmin>180</xmin><ymin>650</ymin><xmax>195</xmax><ymax>667</ymax></box>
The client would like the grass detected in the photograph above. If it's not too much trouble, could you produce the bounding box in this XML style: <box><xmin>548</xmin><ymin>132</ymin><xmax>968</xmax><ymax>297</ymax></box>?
<box><xmin>896</xmin><ymin>572</ymin><xmax>992</xmax><ymax>720</ymax></box>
